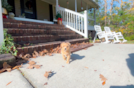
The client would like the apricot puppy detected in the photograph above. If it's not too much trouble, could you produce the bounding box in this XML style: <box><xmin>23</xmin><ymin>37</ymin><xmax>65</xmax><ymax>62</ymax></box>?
<box><xmin>60</xmin><ymin>42</ymin><xmax>71</xmax><ymax>64</ymax></box>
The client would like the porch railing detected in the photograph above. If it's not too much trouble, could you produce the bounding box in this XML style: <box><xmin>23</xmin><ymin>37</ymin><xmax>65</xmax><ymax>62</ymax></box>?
<box><xmin>58</xmin><ymin>6</ymin><xmax>88</xmax><ymax>38</ymax></box>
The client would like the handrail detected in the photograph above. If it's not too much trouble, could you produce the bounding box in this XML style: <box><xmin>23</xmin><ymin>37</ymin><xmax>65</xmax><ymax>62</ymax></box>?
<box><xmin>58</xmin><ymin>7</ymin><xmax>84</xmax><ymax>17</ymax></box>
<box><xmin>58</xmin><ymin>6</ymin><xmax>88</xmax><ymax>38</ymax></box>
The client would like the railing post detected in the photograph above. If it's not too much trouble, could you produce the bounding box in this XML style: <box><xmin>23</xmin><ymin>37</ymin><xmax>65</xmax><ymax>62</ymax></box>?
<box><xmin>84</xmin><ymin>10</ymin><xmax>88</xmax><ymax>38</ymax></box>
<box><xmin>56</xmin><ymin>0</ymin><xmax>59</xmax><ymax>14</ymax></box>
<box><xmin>0</xmin><ymin>0</ymin><xmax>4</xmax><ymax>45</ymax></box>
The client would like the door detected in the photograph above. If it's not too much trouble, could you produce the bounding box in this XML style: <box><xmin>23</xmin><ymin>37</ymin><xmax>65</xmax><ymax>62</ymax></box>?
<box><xmin>49</xmin><ymin>4</ymin><xmax>53</xmax><ymax>21</ymax></box>
<box><xmin>7</xmin><ymin>0</ymin><xmax>15</xmax><ymax>14</ymax></box>
<box><xmin>20</xmin><ymin>0</ymin><xmax>37</xmax><ymax>19</ymax></box>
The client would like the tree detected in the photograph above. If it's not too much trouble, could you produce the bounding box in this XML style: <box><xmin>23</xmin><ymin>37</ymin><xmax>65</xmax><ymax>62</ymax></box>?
<box><xmin>104</xmin><ymin>0</ymin><xmax>107</xmax><ymax>26</ymax></box>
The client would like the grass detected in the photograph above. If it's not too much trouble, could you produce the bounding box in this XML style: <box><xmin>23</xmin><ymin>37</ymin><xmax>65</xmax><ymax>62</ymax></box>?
<box><xmin>125</xmin><ymin>41</ymin><xmax>134</xmax><ymax>44</ymax></box>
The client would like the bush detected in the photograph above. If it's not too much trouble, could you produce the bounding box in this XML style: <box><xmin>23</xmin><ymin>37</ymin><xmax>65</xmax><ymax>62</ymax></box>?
<box><xmin>0</xmin><ymin>29</ymin><xmax>17</xmax><ymax>56</ymax></box>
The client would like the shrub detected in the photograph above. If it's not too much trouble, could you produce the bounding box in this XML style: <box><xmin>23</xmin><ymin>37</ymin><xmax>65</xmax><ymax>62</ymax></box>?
<box><xmin>0</xmin><ymin>29</ymin><xmax>17</xmax><ymax>56</ymax></box>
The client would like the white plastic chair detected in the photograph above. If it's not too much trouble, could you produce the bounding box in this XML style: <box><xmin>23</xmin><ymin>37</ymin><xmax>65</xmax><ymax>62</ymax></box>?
<box><xmin>93</xmin><ymin>25</ymin><xmax>114</xmax><ymax>43</ymax></box>
<box><xmin>104</xmin><ymin>27</ymin><xmax>127</xmax><ymax>43</ymax></box>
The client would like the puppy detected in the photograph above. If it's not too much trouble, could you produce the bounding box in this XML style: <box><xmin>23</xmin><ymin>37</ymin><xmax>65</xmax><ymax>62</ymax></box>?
<box><xmin>60</xmin><ymin>42</ymin><xmax>71</xmax><ymax>64</ymax></box>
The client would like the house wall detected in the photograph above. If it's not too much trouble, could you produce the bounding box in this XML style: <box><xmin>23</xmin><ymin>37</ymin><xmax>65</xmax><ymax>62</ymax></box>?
<box><xmin>14</xmin><ymin>0</ymin><xmax>21</xmax><ymax>17</ymax></box>
<box><xmin>36</xmin><ymin>0</ymin><xmax>50</xmax><ymax>21</ymax></box>
<box><xmin>14</xmin><ymin>0</ymin><xmax>51</xmax><ymax>21</ymax></box>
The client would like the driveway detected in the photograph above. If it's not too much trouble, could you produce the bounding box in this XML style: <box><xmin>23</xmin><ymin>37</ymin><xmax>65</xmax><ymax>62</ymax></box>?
<box><xmin>0</xmin><ymin>44</ymin><xmax>134</xmax><ymax>88</ymax></box>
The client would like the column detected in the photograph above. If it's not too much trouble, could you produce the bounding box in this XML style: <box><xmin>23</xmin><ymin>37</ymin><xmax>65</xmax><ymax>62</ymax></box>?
<box><xmin>75</xmin><ymin>0</ymin><xmax>77</xmax><ymax>12</ymax></box>
<box><xmin>0</xmin><ymin>0</ymin><xmax>4</xmax><ymax>45</ymax></box>
<box><xmin>84</xmin><ymin>10</ymin><xmax>88</xmax><ymax>38</ymax></box>
<box><xmin>56</xmin><ymin>0</ymin><xmax>58</xmax><ymax>14</ymax></box>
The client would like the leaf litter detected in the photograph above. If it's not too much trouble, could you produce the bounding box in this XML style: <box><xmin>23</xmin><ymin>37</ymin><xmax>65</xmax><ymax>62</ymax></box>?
<box><xmin>100</xmin><ymin>74</ymin><xmax>107</xmax><ymax>85</ymax></box>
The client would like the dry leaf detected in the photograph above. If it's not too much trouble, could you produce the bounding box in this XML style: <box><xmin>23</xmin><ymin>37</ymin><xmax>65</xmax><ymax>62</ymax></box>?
<box><xmin>39</xmin><ymin>51</ymin><xmax>44</xmax><ymax>56</ymax></box>
<box><xmin>48</xmin><ymin>53</ymin><xmax>52</xmax><ymax>56</ymax></box>
<box><xmin>6</xmin><ymin>81</ymin><xmax>12</xmax><ymax>86</ymax></box>
<box><xmin>6</xmin><ymin>68</ymin><xmax>12</xmax><ymax>72</ymax></box>
<box><xmin>12</xmin><ymin>64</ymin><xmax>22</xmax><ymax>70</ymax></box>
<box><xmin>102</xmin><ymin>81</ymin><xmax>106</xmax><ymax>85</ymax></box>
<box><xmin>85</xmin><ymin>67</ymin><xmax>88</xmax><ymax>69</ymax></box>
<box><xmin>29</xmin><ymin>61</ymin><xmax>36</xmax><ymax>65</ymax></box>
<box><xmin>3</xmin><ymin>62</ymin><xmax>11</xmax><ymax>69</ymax></box>
<box><xmin>24</xmin><ymin>54</ymin><xmax>31</xmax><ymax>58</ymax></box>
<box><xmin>100</xmin><ymin>74</ymin><xmax>107</xmax><ymax>82</ymax></box>
<box><xmin>103</xmin><ymin>59</ymin><xmax>104</xmax><ymax>61</ymax></box>
<box><xmin>62</xmin><ymin>66</ymin><xmax>65</xmax><ymax>67</ymax></box>
<box><xmin>94</xmin><ymin>70</ymin><xmax>97</xmax><ymax>72</ymax></box>
<box><xmin>34</xmin><ymin>51</ymin><xmax>39</xmax><ymax>56</ymax></box>
<box><xmin>32</xmin><ymin>53</ymin><xmax>36</xmax><ymax>58</ymax></box>
<box><xmin>27</xmin><ymin>65</ymin><xmax>34</xmax><ymax>69</ymax></box>
<box><xmin>33</xmin><ymin>65</ymin><xmax>42</xmax><ymax>69</ymax></box>
<box><xmin>43</xmin><ymin>49</ymin><xmax>48</xmax><ymax>54</ymax></box>
<box><xmin>44</xmin><ymin>71</ymin><xmax>52</xmax><ymax>78</ymax></box>
<box><xmin>0</xmin><ymin>69</ymin><xmax>6</xmax><ymax>73</ymax></box>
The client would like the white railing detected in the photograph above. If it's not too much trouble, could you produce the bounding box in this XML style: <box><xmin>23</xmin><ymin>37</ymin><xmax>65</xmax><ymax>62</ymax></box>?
<box><xmin>58</xmin><ymin>6</ymin><xmax>88</xmax><ymax>38</ymax></box>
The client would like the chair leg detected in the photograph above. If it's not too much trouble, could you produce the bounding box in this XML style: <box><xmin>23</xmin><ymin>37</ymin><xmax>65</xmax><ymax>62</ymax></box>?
<box><xmin>93</xmin><ymin>33</ymin><xmax>97</xmax><ymax>43</ymax></box>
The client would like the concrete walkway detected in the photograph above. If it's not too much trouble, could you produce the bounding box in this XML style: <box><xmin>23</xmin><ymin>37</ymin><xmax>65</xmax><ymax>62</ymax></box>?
<box><xmin>1</xmin><ymin>44</ymin><xmax>134</xmax><ymax>88</ymax></box>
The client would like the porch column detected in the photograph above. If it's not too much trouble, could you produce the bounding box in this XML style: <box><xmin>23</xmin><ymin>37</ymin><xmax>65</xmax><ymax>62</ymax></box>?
<box><xmin>0</xmin><ymin>0</ymin><xmax>4</xmax><ymax>45</ymax></box>
<box><xmin>56</xmin><ymin>0</ymin><xmax>59</xmax><ymax>13</ymax></box>
<box><xmin>84</xmin><ymin>10</ymin><xmax>88</xmax><ymax>38</ymax></box>
<box><xmin>75</xmin><ymin>0</ymin><xmax>77</xmax><ymax>12</ymax></box>
<box><xmin>94</xmin><ymin>8</ymin><xmax>96</xmax><ymax>25</ymax></box>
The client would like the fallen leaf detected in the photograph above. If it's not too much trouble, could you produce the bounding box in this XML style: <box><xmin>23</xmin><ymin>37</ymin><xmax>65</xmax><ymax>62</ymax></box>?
<box><xmin>94</xmin><ymin>70</ymin><xmax>97</xmax><ymax>71</ymax></box>
<box><xmin>44</xmin><ymin>71</ymin><xmax>52</xmax><ymax>78</ymax></box>
<box><xmin>62</xmin><ymin>66</ymin><xmax>65</xmax><ymax>67</ymax></box>
<box><xmin>100</xmin><ymin>74</ymin><xmax>107</xmax><ymax>82</ymax></box>
<box><xmin>33</xmin><ymin>65</ymin><xmax>42</xmax><ymax>69</ymax></box>
<box><xmin>84</xmin><ymin>48</ymin><xmax>87</xmax><ymax>50</ymax></box>
<box><xmin>85</xmin><ymin>67</ymin><xmax>88</xmax><ymax>69</ymax></box>
<box><xmin>6</xmin><ymin>68</ymin><xmax>12</xmax><ymax>72</ymax></box>
<box><xmin>39</xmin><ymin>51</ymin><xmax>44</xmax><ymax>56</ymax></box>
<box><xmin>24</xmin><ymin>54</ymin><xmax>31</xmax><ymax>58</ymax></box>
<box><xmin>0</xmin><ymin>69</ymin><xmax>6</xmax><ymax>73</ymax></box>
<box><xmin>3</xmin><ymin>62</ymin><xmax>11</xmax><ymax>69</ymax></box>
<box><xmin>103</xmin><ymin>59</ymin><xmax>104</xmax><ymax>61</ymax></box>
<box><xmin>27</xmin><ymin>65</ymin><xmax>34</xmax><ymax>69</ymax></box>
<box><xmin>44</xmin><ymin>82</ymin><xmax>48</xmax><ymax>85</ymax></box>
<box><xmin>29</xmin><ymin>61</ymin><xmax>36</xmax><ymax>65</ymax></box>
<box><xmin>12</xmin><ymin>64</ymin><xmax>22</xmax><ymax>70</ymax></box>
<box><xmin>34</xmin><ymin>51</ymin><xmax>39</xmax><ymax>56</ymax></box>
<box><xmin>32</xmin><ymin>53</ymin><xmax>36</xmax><ymax>58</ymax></box>
<box><xmin>102</xmin><ymin>81</ymin><xmax>106</xmax><ymax>85</ymax></box>
<box><xmin>6</xmin><ymin>81</ymin><xmax>12</xmax><ymax>86</ymax></box>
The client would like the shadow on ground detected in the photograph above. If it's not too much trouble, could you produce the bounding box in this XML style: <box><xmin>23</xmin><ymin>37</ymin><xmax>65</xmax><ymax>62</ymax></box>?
<box><xmin>70</xmin><ymin>54</ymin><xmax>85</xmax><ymax>63</ymax></box>
<box><xmin>110</xmin><ymin>85</ymin><xmax>134</xmax><ymax>88</ymax></box>
<box><xmin>110</xmin><ymin>53</ymin><xmax>134</xmax><ymax>88</ymax></box>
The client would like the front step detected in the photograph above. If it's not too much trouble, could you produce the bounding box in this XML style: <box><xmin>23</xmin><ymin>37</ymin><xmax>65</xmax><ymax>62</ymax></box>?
<box><xmin>17</xmin><ymin>38</ymin><xmax>90</xmax><ymax>55</ymax></box>
<box><xmin>3</xmin><ymin>19</ymin><xmax>92</xmax><ymax>56</ymax></box>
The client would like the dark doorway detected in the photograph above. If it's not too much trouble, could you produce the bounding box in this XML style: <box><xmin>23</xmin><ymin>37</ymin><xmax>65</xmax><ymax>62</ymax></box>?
<box><xmin>49</xmin><ymin>4</ymin><xmax>53</xmax><ymax>21</ymax></box>
<box><xmin>7</xmin><ymin>0</ymin><xmax>15</xmax><ymax>14</ymax></box>
<box><xmin>20</xmin><ymin>0</ymin><xmax>37</xmax><ymax>19</ymax></box>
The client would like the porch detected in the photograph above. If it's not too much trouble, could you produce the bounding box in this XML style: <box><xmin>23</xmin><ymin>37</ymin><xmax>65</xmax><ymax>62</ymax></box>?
<box><xmin>0</xmin><ymin>0</ymin><xmax>99</xmax><ymax>45</ymax></box>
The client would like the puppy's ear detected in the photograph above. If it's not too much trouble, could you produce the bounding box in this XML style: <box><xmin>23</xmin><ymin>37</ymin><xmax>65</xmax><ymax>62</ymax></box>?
<box><xmin>60</xmin><ymin>42</ymin><xmax>65</xmax><ymax>48</ymax></box>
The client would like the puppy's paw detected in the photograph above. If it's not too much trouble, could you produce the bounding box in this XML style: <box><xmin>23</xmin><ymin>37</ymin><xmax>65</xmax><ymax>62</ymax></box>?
<box><xmin>63</xmin><ymin>58</ymin><xmax>66</xmax><ymax>60</ymax></box>
<box><xmin>66</xmin><ymin>61</ymin><xmax>69</xmax><ymax>64</ymax></box>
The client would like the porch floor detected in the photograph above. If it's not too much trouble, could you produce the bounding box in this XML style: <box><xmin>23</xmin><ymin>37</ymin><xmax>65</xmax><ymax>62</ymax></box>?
<box><xmin>0</xmin><ymin>44</ymin><xmax>134</xmax><ymax>88</ymax></box>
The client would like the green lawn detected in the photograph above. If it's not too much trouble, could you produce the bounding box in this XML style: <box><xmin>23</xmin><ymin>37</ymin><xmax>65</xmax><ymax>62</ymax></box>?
<box><xmin>125</xmin><ymin>41</ymin><xmax>134</xmax><ymax>44</ymax></box>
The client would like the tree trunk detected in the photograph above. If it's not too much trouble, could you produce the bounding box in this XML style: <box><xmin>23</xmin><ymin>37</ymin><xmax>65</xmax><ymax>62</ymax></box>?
<box><xmin>104</xmin><ymin>0</ymin><xmax>107</xmax><ymax>26</ymax></box>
